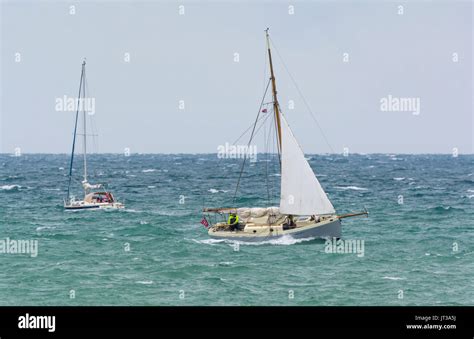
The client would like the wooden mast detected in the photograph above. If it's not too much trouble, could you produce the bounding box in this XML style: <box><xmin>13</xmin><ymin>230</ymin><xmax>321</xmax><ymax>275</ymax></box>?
<box><xmin>265</xmin><ymin>28</ymin><xmax>282</xmax><ymax>154</ymax></box>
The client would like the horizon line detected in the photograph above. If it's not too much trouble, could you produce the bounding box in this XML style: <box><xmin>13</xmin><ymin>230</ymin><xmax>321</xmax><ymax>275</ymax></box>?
<box><xmin>1</xmin><ymin>152</ymin><xmax>473</xmax><ymax>156</ymax></box>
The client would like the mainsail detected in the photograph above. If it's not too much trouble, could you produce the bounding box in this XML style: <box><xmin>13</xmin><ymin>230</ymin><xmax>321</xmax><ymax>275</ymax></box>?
<box><xmin>279</xmin><ymin>113</ymin><xmax>335</xmax><ymax>215</ymax></box>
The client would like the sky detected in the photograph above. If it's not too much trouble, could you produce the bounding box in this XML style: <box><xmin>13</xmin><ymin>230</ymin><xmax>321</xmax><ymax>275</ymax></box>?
<box><xmin>0</xmin><ymin>0</ymin><xmax>472</xmax><ymax>154</ymax></box>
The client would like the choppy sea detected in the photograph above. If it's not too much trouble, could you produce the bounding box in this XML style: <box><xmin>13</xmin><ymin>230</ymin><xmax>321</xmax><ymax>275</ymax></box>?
<box><xmin>0</xmin><ymin>153</ymin><xmax>472</xmax><ymax>305</ymax></box>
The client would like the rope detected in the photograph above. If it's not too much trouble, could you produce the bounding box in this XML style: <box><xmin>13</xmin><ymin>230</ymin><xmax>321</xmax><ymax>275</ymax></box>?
<box><xmin>269</xmin><ymin>37</ymin><xmax>336</xmax><ymax>154</ymax></box>
<box><xmin>232</xmin><ymin>78</ymin><xmax>271</xmax><ymax>203</ymax></box>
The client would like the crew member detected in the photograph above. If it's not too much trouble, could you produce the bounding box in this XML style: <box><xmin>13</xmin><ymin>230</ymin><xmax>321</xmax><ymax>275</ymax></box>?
<box><xmin>227</xmin><ymin>213</ymin><xmax>239</xmax><ymax>231</ymax></box>
<box><xmin>283</xmin><ymin>214</ymin><xmax>296</xmax><ymax>230</ymax></box>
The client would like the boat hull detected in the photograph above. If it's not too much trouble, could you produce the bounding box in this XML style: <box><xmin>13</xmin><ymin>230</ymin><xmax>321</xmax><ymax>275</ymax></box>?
<box><xmin>64</xmin><ymin>202</ymin><xmax>124</xmax><ymax>210</ymax></box>
<box><xmin>208</xmin><ymin>217</ymin><xmax>341</xmax><ymax>242</ymax></box>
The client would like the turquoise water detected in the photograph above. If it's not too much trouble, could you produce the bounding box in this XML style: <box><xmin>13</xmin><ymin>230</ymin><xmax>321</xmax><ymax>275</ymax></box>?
<box><xmin>0</xmin><ymin>153</ymin><xmax>472</xmax><ymax>305</ymax></box>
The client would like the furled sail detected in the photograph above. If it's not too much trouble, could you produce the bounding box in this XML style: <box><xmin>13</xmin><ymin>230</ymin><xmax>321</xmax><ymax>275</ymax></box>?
<box><xmin>82</xmin><ymin>181</ymin><xmax>102</xmax><ymax>190</ymax></box>
<box><xmin>279</xmin><ymin>113</ymin><xmax>335</xmax><ymax>215</ymax></box>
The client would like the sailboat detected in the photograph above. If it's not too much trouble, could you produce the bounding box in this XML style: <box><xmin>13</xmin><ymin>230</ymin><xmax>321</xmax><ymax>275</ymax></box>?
<box><xmin>64</xmin><ymin>60</ymin><xmax>124</xmax><ymax>210</ymax></box>
<box><xmin>203</xmin><ymin>29</ymin><xmax>367</xmax><ymax>241</ymax></box>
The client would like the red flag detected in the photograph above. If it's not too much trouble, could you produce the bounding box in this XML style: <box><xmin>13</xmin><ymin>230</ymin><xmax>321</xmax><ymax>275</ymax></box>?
<box><xmin>200</xmin><ymin>217</ymin><xmax>209</xmax><ymax>228</ymax></box>
<box><xmin>261</xmin><ymin>108</ymin><xmax>268</xmax><ymax>113</ymax></box>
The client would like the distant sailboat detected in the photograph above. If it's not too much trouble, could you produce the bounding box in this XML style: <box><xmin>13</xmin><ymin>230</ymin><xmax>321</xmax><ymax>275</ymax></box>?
<box><xmin>64</xmin><ymin>60</ymin><xmax>124</xmax><ymax>210</ymax></box>
<box><xmin>203</xmin><ymin>29</ymin><xmax>367</xmax><ymax>241</ymax></box>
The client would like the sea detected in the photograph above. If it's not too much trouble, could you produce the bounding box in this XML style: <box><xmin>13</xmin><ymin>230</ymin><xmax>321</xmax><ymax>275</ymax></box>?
<box><xmin>0</xmin><ymin>153</ymin><xmax>472</xmax><ymax>306</ymax></box>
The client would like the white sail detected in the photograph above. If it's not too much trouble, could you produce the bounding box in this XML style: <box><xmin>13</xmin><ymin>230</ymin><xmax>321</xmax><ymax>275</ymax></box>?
<box><xmin>279</xmin><ymin>113</ymin><xmax>335</xmax><ymax>215</ymax></box>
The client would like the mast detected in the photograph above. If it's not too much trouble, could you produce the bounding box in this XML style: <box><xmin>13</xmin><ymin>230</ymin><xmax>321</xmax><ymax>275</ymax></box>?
<box><xmin>265</xmin><ymin>28</ymin><xmax>282</xmax><ymax>155</ymax></box>
<box><xmin>82</xmin><ymin>60</ymin><xmax>88</xmax><ymax>195</ymax></box>
<box><xmin>66</xmin><ymin>60</ymin><xmax>85</xmax><ymax>203</ymax></box>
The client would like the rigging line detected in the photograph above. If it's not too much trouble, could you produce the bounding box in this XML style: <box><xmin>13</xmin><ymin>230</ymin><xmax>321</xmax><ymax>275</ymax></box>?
<box><xmin>84</xmin><ymin>74</ymin><xmax>99</xmax><ymax>154</ymax></box>
<box><xmin>272</xmin><ymin>111</ymin><xmax>279</xmax><ymax>203</ymax></box>
<box><xmin>251</xmin><ymin>111</ymin><xmax>273</xmax><ymax>141</ymax></box>
<box><xmin>226</xmin><ymin>112</ymin><xmax>272</xmax><ymax>202</ymax></box>
<box><xmin>83</xmin><ymin>74</ymin><xmax>93</xmax><ymax>154</ymax></box>
<box><xmin>269</xmin><ymin>37</ymin><xmax>336</xmax><ymax>154</ymax></box>
<box><xmin>231</xmin><ymin>78</ymin><xmax>271</xmax><ymax>145</ymax></box>
<box><xmin>66</xmin><ymin>63</ymin><xmax>85</xmax><ymax>201</ymax></box>
<box><xmin>231</xmin><ymin>107</ymin><xmax>270</xmax><ymax>146</ymax></box>
<box><xmin>232</xmin><ymin>78</ymin><xmax>272</xmax><ymax>203</ymax></box>
<box><xmin>264</xmin><ymin>110</ymin><xmax>274</xmax><ymax>205</ymax></box>
<box><xmin>265</xmin><ymin>110</ymin><xmax>275</xmax><ymax>206</ymax></box>
<box><xmin>263</xmin><ymin>41</ymin><xmax>268</xmax><ymax>95</ymax></box>
<box><xmin>273</xmin><ymin>114</ymin><xmax>277</xmax><ymax>204</ymax></box>
<box><xmin>264</xmin><ymin>110</ymin><xmax>270</xmax><ymax>206</ymax></box>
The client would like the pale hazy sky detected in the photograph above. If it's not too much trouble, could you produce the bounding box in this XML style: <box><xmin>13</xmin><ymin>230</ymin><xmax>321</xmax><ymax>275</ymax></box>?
<box><xmin>1</xmin><ymin>0</ymin><xmax>472</xmax><ymax>154</ymax></box>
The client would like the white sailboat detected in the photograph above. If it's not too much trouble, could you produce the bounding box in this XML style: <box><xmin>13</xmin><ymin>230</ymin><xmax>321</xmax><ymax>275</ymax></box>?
<box><xmin>203</xmin><ymin>29</ymin><xmax>367</xmax><ymax>241</ymax></box>
<box><xmin>64</xmin><ymin>60</ymin><xmax>124</xmax><ymax>210</ymax></box>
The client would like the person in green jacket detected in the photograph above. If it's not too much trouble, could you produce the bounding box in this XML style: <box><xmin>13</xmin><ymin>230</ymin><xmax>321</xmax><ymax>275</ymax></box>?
<box><xmin>228</xmin><ymin>213</ymin><xmax>239</xmax><ymax>231</ymax></box>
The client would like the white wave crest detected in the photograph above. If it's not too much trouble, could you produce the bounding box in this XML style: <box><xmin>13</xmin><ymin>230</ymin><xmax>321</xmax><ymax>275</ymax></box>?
<box><xmin>191</xmin><ymin>235</ymin><xmax>316</xmax><ymax>246</ymax></box>
<box><xmin>135</xmin><ymin>280</ymin><xmax>153</xmax><ymax>285</ymax></box>
<box><xmin>0</xmin><ymin>184</ymin><xmax>21</xmax><ymax>190</ymax></box>
<box><xmin>382</xmin><ymin>276</ymin><xmax>406</xmax><ymax>281</ymax></box>
<box><xmin>335</xmin><ymin>186</ymin><xmax>368</xmax><ymax>191</ymax></box>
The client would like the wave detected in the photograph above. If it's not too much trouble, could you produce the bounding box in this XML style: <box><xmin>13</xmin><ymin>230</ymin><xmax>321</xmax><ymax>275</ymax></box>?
<box><xmin>208</xmin><ymin>188</ymin><xmax>228</xmax><ymax>194</ymax></box>
<box><xmin>151</xmin><ymin>210</ymin><xmax>192</xmax><ymax>217</ymax></box>
<box><xmin>428</xmin><ymin>206</ymin><xmax>464</xmax><ymax>214</ymax></box>
<box><xmin>191</xmin><ymin>235</ymin><xmax>317</xmax><ymax>246</ymax></box>
<box><xmin>393</xmin><ymin>177</ymin><xmax>405</xmax><ymax>181</ymax></box>
<box><xmin>382</xmin><ymin>276</ymin><xmax>406</xmax><ymax>281</ymax></box>
<box><xmin>36</xmin><ymin>226</ymin><xmax>56</xmax><ymax>231</ymax></box>
<box><xmin>335</xmin><ymin>186</ymin><xmax>368</xmax><ymax>191</ymax></box>
<box><xmin>135</xmin><ymin>280</ymin><xmax>153</xmax><ymax>285</ymax></box>
<box><xmin>0</xmin><ymin>184</ymin><xmax>21</xmax><ymax>191</ymax></box>
<box><xmin>142</xmin><ymin>169</ymin><xmax>156</xmax><ymax>173</ymax></box>
<box><xmin>458</xmin><ymin>179</ymin><xmax>474</xmax><ymax>184</ymax></box>
<box><xmin>122</xmin><ymin>209</ymin><xmax>143</xmax><ymax>213</ymax></box>
<box><xmin>1</xmin><ymin>175</ymin><xmax>21</xmax><ymax>182</ymax></box>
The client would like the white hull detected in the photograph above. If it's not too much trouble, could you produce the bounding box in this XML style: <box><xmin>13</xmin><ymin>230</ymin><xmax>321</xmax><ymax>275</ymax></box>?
<box><xmin>203</xmin><ymin>31</ymin><xmax>368</xmax><ymax>242</ymax></box>
<box><xmin>208</xmin><ymin>216</ymin><xmax>341</xmax><ymax>242</ymax></box>
<box><xmin>64</xmin><ymin>201</ymin><xmax>124</xmax><ymax>210</ymax></box>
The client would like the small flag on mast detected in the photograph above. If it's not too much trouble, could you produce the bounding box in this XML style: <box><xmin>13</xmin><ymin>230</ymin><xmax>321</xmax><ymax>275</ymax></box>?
<box><xmin>200</xmin><ymin>217</ymin><xmax>209</xmax><ymax>228</ymax></box>
<box><xmin>261</xmin><ymin>108</ymin><xmax>268</xmax><ymax>113</ymax></box>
